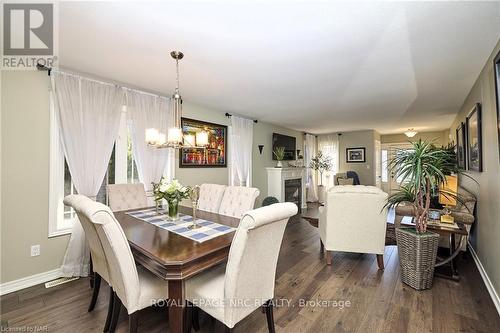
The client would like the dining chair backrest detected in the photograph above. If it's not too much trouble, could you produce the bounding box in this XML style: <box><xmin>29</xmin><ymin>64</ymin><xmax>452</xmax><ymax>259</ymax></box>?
<box><xmin>69</xmin><ymin>195</ymin><xmax>141</xmax><ymax>313</ymax></box>
<box><xmin>107</xmin><ymin>183</ymin><xmax>148</xmax><ymax>212</ymax></box>
<box><xmin>224</xmin><ymin>202</ymin><xmax>297</xmax><ymax>324</ymax></box>
<box><xmin>218</xmin><ymin>186</ymin><xmax>260</xmax><ymax>218</ymax></box>
<box><xmin>63</xmin><ymin>195</ymin><xmax>110</xmax><ymax>284</ymax></box>
<box><xmin>198</xmin><ymin>184</ymin><xmax>227</xmax><ymax>213</ymax></box>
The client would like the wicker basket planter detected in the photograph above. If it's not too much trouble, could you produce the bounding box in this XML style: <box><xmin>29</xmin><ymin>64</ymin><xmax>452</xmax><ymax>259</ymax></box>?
<box><xmin>396</xmin><ymin>227</ymin><xmax>439</xmax><ymax>290</ymax></box>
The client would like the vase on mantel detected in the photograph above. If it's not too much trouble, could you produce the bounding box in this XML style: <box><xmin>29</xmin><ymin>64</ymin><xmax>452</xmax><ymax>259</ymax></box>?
<box><xmin>276</xmin><ymin>161</ymin><xmax>283</xmax><ymax>168</ymax></box>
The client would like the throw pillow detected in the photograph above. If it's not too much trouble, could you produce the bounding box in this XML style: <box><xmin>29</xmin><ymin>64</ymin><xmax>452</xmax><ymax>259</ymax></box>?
<box><xmin>337</xmin><ymin>178</ymin><xmax>354</xmax><ymax>185</ymax></box>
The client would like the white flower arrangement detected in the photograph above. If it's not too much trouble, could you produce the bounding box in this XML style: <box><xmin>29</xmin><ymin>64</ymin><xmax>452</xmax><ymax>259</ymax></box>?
<box><xmin>152</xmin><ymin>177</ymin><xmax>191</xmax><ymax>203</ymax></box>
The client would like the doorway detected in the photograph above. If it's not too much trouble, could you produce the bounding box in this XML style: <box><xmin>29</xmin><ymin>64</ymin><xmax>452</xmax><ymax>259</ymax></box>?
<box><xmin>381</xmin><ymin>142</ymin><xmax>414</xmax><ymax>194</ymax></box>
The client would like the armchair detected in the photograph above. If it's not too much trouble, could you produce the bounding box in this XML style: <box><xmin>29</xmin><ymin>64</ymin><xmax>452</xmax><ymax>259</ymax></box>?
<box><xmin>319</xmin><ymin>185</ymin><xmax>388</xmax><ymax>268</ymax></box>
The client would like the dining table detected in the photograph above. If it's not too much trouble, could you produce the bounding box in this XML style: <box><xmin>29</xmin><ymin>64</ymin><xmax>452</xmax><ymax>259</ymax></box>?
<box><xmin>114</xmin><ymin>205</ymin><xmax>240</xmax><ymax>333</ymax></box>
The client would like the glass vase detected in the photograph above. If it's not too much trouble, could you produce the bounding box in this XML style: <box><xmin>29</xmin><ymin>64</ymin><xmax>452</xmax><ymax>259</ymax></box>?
<box><xmin>168</xmin><ymin>200</ymin><xmax>179</xmax><ymax>220</ymax></box>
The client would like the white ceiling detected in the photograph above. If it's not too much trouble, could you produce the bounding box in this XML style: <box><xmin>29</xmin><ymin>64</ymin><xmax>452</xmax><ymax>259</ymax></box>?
<box><xmin>58</xmin><ymin>1</ymin><xmax>500</xmax><ymax>134</ymax></box>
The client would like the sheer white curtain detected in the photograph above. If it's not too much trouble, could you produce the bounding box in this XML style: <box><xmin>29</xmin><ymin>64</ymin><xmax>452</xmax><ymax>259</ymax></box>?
<box><xmin>229</xmin><ymin>116</ymin><xmax>253</xmax><ymax>186</ymax></box>
<box><xmin>52</xmin><ymin>71</ymin><xmax>125</xmax><ymax>277</ymax></box>
<box><xmin>317</xmin><ymin>134</ymin><xmax>339</xmax><ymax>189</ymax></box>
<box><xmin>304</xmin><ymin>134</ymin><xmax>318</xmax><ymax>202</ymax></box>
<box><xmin>127</xmin><ymin>91</ymin><xmax>174</xmax><ymax>191</ymax></box>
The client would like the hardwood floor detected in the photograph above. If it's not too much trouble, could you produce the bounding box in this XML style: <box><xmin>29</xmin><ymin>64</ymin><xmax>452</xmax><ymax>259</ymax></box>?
<box><xmin>1</xmin><ymin>216</ymin><xmax>499</xmax><ymax>333</ymax></box>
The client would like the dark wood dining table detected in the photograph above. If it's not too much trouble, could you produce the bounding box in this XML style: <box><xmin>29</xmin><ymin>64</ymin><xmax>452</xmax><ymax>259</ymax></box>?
<box><xmin>114</xmin><ymin>205</ymin><xmax>240</xmax><ymax>333</ymax></box>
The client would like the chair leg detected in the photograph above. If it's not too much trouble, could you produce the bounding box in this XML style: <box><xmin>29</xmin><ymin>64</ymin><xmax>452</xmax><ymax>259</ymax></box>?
<box><xmin>89</xmin><ymin>254</ymin><xmax>94</xmax><ymax>288</ymax></box>
<box><xmin>88</xmin><ymin>273</ymin><xmax>101</xmax><ymax>312</ymax></box>
<box><xmin>103</xmin><ymin>288</ymin><xmax>114</xmax><ymax>332</ymax></box>
<box><xmin>109</xmin><ymin>293</ymin><xmax>122</xmax><ymax>333</ymax></box>
<box><xmin>264</xmin><ymin>300</ymin><xmax>276</xmax><ymax>333</ymax></box>
<box><xmin>325</xmin><ymin>251</ymin><xmax>333</xmax><ymax>265</ymax></box>
<box><xmin>377</xmin><ymin>254</ymin><xmax>384</xmax><ymax>270</ymax></box>
<box><xmin>320</xmin><ymin>240</ymin><xmax>324</xmax><ymax>254</ymax></box>
<box><xmin>129</xmin><ymin>312</ymin><xmax>138</xmax><ymax>333</ymax></box>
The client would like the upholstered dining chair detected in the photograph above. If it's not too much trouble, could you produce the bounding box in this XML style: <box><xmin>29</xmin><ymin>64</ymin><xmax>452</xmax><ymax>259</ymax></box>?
<box><xmin>64</xmin><ymin>195</ymin><xmax>114</xmax><ymax>332</ymax></box>
<box><xmin>185</xmin><ymin>202</ymin><xmax>298</xmax><ymax>333</ymax></box>
<box><xmin>67</xmin><ymin>194</ymin><xmax>169</xmax><ymax>333</ymax></box>
<box><xmin>107</xmin><ymin>183</ymin><xmax>148</xmax><ymax>212</ymax></box>
<box><xmin>319</xmin><ymin>185</ymin><xmax>388</xmax><ymax>268</ymax></box>
<box><xmin>198</xmin><ymin>183</ymin><xmax>227</xmax><ymax>213</ymax></box>
<box><xmin>218</xmin><ymin>186</ymin><xmax>260</xmax><ymax>218</ymax></box>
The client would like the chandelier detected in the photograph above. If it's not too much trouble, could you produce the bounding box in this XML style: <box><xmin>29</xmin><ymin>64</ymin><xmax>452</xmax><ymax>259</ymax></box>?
<box><xmin>404</xmin><ymin>128</ymin><xmax>418</xmax><ymax>138</ymax></box>
<box><xmin>145</xmin><ymin>51</ymin><xmax>190</xmax><ymax>148</ymax></box>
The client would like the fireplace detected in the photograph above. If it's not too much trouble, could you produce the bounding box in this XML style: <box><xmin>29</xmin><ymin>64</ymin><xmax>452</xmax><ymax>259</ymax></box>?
<box><xmin>284</xmin><ymin>178</ymin><xmax>302</xmax><ymax>209</ymax></box>
<box><xmin>266</xmin><ymin>167</ymin><xmax>307</xmax><ymax>210</ymax></box>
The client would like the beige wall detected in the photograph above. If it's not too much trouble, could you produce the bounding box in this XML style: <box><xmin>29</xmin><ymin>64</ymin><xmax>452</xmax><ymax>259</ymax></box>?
<box><xmin>381</xmin><ymin>130</ymin><xmax>450</xmax><ymax>146</ymax></box>
<box><xmin>337</xmin><ymin>130</ymin><xmax>377</xmax><ymax>186</ymax></box>
<box><xmin>0</xmin><ymin>71</ymin><xmax>303</xmax><ymax>284</ymax></box>
<box><xmin>449</xmin><ymin>40</ymin><xmax>500</xmax><ymax>297</ymax></box>
<box><xmin>177</xmin><ymin>103</ymin><xmax>303</xmax><ymax>206</ymax></box>
<box><xmin>1</xmin><ymin>71</ymin><xmax>70</xmax><ymax>283</ymax></box>
<box><xmin>252</xmin><ymin>122</ymin><xmax>303</xmax><ymax>206</ymax></box>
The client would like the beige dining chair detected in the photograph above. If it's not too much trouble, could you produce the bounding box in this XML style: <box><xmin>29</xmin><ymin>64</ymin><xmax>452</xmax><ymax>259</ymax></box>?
<box><xmin>185</xmin><ymin>202</ymin><xmax>298</xmax><ymax>333</ymax></box>
<box><xmin>218</xmin><ymin>186</ymin><xmax>260</xmax><ymax>218</ymax></box>
<box><xmin>69</xmin><ymin>194</ymin><xmax>169</xmax><ymax>333</ymax></box>
<box><xmin>198</xmin><ymin>183</ymin><xmax>227</xmax><ymax>213</ymax></box>
<box><xmin>64</xmin><ymin>195</ymin><xmax>114</xmax><ymax>332</ymax></box>
<box><xmin>107</xmin><ymin>183</ymin><xmax>148</xmax><ymax>212</ymax></box>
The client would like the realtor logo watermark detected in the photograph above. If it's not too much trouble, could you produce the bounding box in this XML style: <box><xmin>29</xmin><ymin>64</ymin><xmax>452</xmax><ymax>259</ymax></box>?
<box><xmin>2</xmin><ymin>2</ymin><xmax>57</xmax><ymax>69</ymax></box>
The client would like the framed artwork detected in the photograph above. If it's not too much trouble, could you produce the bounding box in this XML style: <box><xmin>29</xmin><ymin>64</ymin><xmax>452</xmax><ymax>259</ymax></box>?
<box><xmin>456</xmin><ymin>122</ymin><xmax>466</xmax><ymax>170</ymax></box>
<box><xmin>466</xmin><ymin>103</ymin><xmax>482</xmax><ymax>172</ymax></box>
<box><xmin>179</xmin><ymin>118</ymin><xmax>227</xmax><ymax>168</ymax></box>
<box><xmin>494</xmin><ymin>49</ymin><xmax>500</xmax><ymax>162</ymax></box>
<box><xmin>346</xmin><ymin>147</ymin><xmax>366</xmax><ymax>163</ymax></box>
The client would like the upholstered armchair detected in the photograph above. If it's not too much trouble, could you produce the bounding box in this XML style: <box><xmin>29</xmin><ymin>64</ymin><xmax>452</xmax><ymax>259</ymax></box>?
<box><xmin>334</xmin><ymin>171</ymin><xmax>360</xmax><ymax>186</ymax></box>
<box><xmin>218</xmin><ymin>186</ymin><xmax>260</xmax><ymax>218</ymax></box>
<box><xmin>107</xmin><ymin>183</ymin><xmax>148</xmax><ymax>211</ymax></box>
<box><xmin>198</xmin><ymin>183</ymin><xmax>227</xmax><ymax>213</ymax></box>
<box><xmin>319</xmin><ymin>185</ymin><xmax>388</xmax><ymax>268</ymax></box>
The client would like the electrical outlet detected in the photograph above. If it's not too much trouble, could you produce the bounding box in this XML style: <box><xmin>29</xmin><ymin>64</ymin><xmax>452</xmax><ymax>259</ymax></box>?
<box><xmin>31</xmin><ymin>245</ymin><xmax>40</xmax><ymax>257</ymax></box>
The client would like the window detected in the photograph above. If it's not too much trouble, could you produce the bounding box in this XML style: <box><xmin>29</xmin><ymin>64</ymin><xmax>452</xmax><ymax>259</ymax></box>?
<box><xmin>317</xmin><ymin>135</ymin><xmax>339</xmax><ymax>188</ymax></box>
<box><xmin>49</xmin><ymin>104</ymin><xmax>139</xmax><ymax>237</ymax></box>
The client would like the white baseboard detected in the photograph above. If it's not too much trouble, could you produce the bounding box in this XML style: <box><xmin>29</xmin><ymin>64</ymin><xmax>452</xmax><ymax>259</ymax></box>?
<box><xmin>468</xmin><ymin>243</ymin><xmax>500</xmax><ymax>315</ymax></box>
<box><xmin>0</xmin><ymin>268</ymin><xmax>62</xmax><ymax>296</ymax></box>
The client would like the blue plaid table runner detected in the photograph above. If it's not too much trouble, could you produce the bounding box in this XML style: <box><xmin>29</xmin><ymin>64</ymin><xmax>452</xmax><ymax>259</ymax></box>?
<box><xmin>126</xmin><ymin>208</ymin><xmax>236</xmax><ymax>243</ymax></box>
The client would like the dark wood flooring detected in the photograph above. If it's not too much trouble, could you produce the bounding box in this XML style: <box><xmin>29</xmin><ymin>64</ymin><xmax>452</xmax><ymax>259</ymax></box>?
<box><xmin>1</xmin><ymin>216</ymin><xmax>499</xmax><ymax>333</ymax></box>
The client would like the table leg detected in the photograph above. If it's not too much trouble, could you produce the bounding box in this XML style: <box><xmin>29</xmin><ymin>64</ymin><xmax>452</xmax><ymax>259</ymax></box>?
<box><xmin>450</xmin><ymin>234</ymin><xmax>458</xmax><ymax>276</ymax></box>
<box><xmin>168</xmin><ymin>280</ymin><xmax>185</xmax><ymax>333</ymax></box>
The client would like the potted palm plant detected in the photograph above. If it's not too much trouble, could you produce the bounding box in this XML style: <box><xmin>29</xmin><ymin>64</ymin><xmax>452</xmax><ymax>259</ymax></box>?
<box><xmin>309</xmin><ymin>151</ymin><xmax>332</xmax><ymax>203</ymax></box>
<box><xmin>386</xmin><ymin>140</ymin><xmax>462</xmax><ymax>290</ymax></box>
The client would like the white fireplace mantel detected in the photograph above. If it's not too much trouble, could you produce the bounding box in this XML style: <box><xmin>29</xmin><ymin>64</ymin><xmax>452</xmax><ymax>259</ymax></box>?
<box><xmin>266</xmin><ymin>167</ymin><xmax>307</xmax><ymax>209</ymax></box>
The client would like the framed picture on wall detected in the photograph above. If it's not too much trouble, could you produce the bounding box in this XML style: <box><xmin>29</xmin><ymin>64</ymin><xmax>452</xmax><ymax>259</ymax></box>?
<box><xmin>466</xmin><ymin>103</ymin><xmax>482</xmax><ymax>172</ymax></box>
<box><xmin>179</xmin><ymin>118</ymin><xmax>227</xmax><ymax>168</ymax></box>
<box><xmin>346</xmin><ymin>147</ymin><xmax>366</xmax><ymax>163</ymax></box>
<box><xmin>494</xmin><ymin>49</ymin><xmax>500</xmax><ymax>162</ymax></box>
<box><xmin>456</xmin><ymin>122</ymin><xmax>467</xmax><ymax>170</ymax></box>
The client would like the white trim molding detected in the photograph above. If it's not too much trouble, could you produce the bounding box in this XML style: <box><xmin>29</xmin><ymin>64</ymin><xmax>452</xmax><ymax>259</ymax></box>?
<box><xmin>0</xmin><ymin>268</ymin><xmax>62</xmax><ymax>296</ymax></box>
<box><xmin>468</xmin><ymin>243</ymin><xmax>500</xmax><ymax>315</ymax></box>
